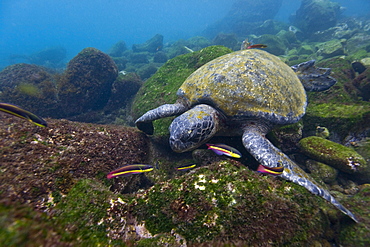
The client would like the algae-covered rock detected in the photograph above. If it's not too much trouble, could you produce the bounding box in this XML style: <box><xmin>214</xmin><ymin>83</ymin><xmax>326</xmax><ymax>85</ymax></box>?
<box><xmin>131</xmin><ymin>161</ymin><xmax>331</xmax><ymax>245</ymax></box>
<box><xmin>299</xmin><ymin>136</ymin><xmax>366</xmax><ymax>174</ymax></box>
<box><xmin>132</xmin><ymin>34</ymin><xmax>164</xmax><ymax>53</ymax></box>
<box><xmin>306</xmin><ymin>160</ymin><xmax>338</xmax><ymax>185</ymax></box>
<box><xmin>316</xmin><ymin>39</ymin><xmax>346</xmax><ymax>58</ymax></box>
<box><xmin>131</xmin><ymin>45</ymin><xmax>233</xmax><ymax>136</ymax></box>
<box><xmin>58</xmin><ymin>47</ymin><xmax>118</xmax><ymax>117</ymax></box>
<box><xmin>253</xmin><ymin>34</ymin><xmax>287</xmax><ymax>55</ymax></box>
<box><xmin>52</xmin><ymin>179</ymin><xmax>118</xmax><ymax>245</ymax></box>
<box><xmin>292</xmin><ymin>0</ymin><xmax>341</xmax><ymax>37</ymax></box>
<box><xmin>303</xmin><ymin>103</ymin><xmax>370</xmax><ymax>141</ymax></box>
<box><xmin>351</xmin><ymin>138</ymin><xmax>370</xmax><ymax>183</ymax></box>
<box><xmin>338</xmin><ymin>184</ymin><xmax>370</xmax><ymax>246</ymax></box>
<box><xmin>0</xmin><ymin>63</ymin><xmax>60</xmax><ymax>118</ymax></box>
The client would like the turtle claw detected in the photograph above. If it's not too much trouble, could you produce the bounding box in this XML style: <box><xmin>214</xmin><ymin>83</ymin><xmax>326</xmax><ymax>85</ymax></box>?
<box><xmin>136</xmin><ymin>121</ymin><xmax>154</xmax><ymax>135</ymax></box>
<box><xmin>292</xmin><ymin>60</ymin><xmax>337</xmax><ymax>92</ymax></box>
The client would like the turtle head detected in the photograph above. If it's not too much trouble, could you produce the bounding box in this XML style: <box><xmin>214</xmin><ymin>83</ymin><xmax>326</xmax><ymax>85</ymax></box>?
<box><xmin>169</xmin><ymin>104</ymin><xmax>221</xmax><ymax>152</ymax></box>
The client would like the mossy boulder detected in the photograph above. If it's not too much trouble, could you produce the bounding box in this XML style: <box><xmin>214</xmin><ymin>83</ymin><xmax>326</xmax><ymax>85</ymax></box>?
<box><xmin>292</xmin><ymin>0</ymin><xmax>341</xmax><ymax>37</ymax></box>
<box><xmin>299</xmin><ymin>136</ymin><xmax>366</xmax><ymax>174</ymax></box>
<box><xmin>303</xmin><ymin>102</ymin><xmax>370</xmax><ymax>141</ymax></box>
<box><xmin>131</xmin><ymin>45</ymin><xmax>233</xmax><ymax>136</ymax></box>
<box><xmin>0</xmin><ymin>63</ymin><xmax>59</xmax><ymax>118</ymax></box>
<box><xmin>131</xmin><ymin>161</ymin><xmax>332</xmax><ymax>245</ymax></box>
<box><xmin>338</xmin><ymin>184</ymin><xmax>370</xmax><ymax>246</ymax></box>
<box><xmin>305</xmin><ymin>160</ymin><xmax>338</xmax><ymax>185</ymax></box>
<box><xmin>253</xmin><ymin>34</ymin><xmax>287</xmax><ymax>55</ymax></box>
<box><xmin>51</xmin><ymin>179</ymin><xmax>119</xmax><ymax>245</ymax></box>
<box><xmin>105</xmin><ymin>72</ymin><xmax>143</xmax><ymax>112</ymax></box>
<box><xmin>316</xmin><ymin>39</ymin><xmax>346</xmax><ymax>58</ymax></box>
<box><xmin>57</xmin><ymin>48</ymin><xmax>118</xmax><ymax>117</ymax></box>
<box><xmin>306</xmin><ymin>57</ymin><xmax>356</xmax><ymax>104</ymax></box>
<box><xmin>132</xmin><ymin>34</ymin><xmax>164</xmax><ymax>53</ymax></box>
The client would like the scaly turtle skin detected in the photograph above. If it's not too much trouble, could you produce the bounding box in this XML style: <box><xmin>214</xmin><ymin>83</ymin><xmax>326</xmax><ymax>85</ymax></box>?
<box><xmin>135</xmin><ymin>49</ymin><xmax>357</xmax><ymax>222</ymax></box>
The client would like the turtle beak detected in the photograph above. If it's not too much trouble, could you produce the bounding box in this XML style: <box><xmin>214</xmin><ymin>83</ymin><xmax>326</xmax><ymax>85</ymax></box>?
<box><xmin>169</xmin><ymin>136</ymin><xmax>185</xmax><ymax>153</ymax></box>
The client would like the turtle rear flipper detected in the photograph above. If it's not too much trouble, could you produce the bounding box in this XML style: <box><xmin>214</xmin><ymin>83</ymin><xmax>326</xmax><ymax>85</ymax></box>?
<box><xmin>292</xmin><ymin>60</ymin><xmax>337</xmax><ymax>92</ymax></box>
<box><xmin>135</xmin><ymin>102</ymin><xmax>188</xmax><ymax>135</ymax></box>
<box><xmin>242</xmin><ymin>125</ymin><xmax>358</xmax><ymax>223</ymax></box>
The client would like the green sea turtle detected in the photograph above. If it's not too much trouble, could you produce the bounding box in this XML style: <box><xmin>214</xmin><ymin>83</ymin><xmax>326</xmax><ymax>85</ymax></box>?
<box><xmin>135</xmin><ymin>49</ymin><xmax>357</xmax><ymax>222</ymax></box>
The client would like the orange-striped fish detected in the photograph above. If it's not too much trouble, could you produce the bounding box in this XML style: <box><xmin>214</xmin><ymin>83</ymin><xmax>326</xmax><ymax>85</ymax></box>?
<box><xmin>247</xmin><ymin>44</ymin><xmax>267</xmax><ymax>49</ymax></box>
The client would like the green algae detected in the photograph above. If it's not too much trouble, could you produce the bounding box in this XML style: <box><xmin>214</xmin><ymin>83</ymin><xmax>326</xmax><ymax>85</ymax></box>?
<box><xmin>299</xmin><ymin>136</ymin><xmax>366</xmax><ymax>174</ymax></box>
<box><xmin>51</xmin><ymin>179</ymin><xmax>121</xmax><ymax>245</ymax></box>
<box><xmin>131</xmin><ymin>45</ymin><xmax>233</xmax><ymax>136</ymax></box>
<box><xmin>304</xmin><ymin>102</ymin><xmax>370</xmax><ymax>140</ymax></box>
<box><xmin>338</xmin><ymin>184</ymin><xmax>370</xmax><ymax>246</ymax></box>
<box><xmin>0</xmin><ymin>201</ymin><xmax>63</xmax><ymax>247</ymax></box>
<box><xmin>133</xmin><ymin>160</ymin><xmax>331</xmax><ymax>245</ymax></box>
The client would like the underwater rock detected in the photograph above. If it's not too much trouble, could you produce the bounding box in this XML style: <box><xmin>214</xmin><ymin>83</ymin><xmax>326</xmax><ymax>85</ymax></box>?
<box><xmin>338</xmin><ymin>184</ymin><xmax>370</xmax><ymax>246</ymax></box>
<box><xmin>253</xmin><ymin>34</ymin><xmax>287</xmax><ymax>55</ymax></box>
<box><xmin>346</xmin><ymin>33</ymin><xmax>370</xmax><ymax>54</ymax></box>
<box><xmin>129</xmin><ymin>52</ymin><xmax>149</xmax><ymax>64</ymax></box>
<box><xmin>303</xmin><ymin>102</ymin><xmax>370</xmax><ymax>146</ymax></box>
<box><xmin>270</xmin><ymin>122</ymin><xmax>303</xmax><ymax>153</ymax></box>
<box><xmin>0</xmin><ymin>117</ymin><xmax>149</xmax><ymax>206</ymax></box>
<box><xmin>298</xmin><ymin>136</ymin><xmax>366</xmax><ymax>174</ymax></box>
<box><xmin>305</xmin><ymin>160</ymin><xmax>338</xmax><ymax>185</ymax></box>
<box><xmin>58</xmin><ymin>47</ymin><xmax>118</xmax><ymax>117</ymax></box>
<box><xmin>131</xmin><ymin>45</ymin><xmax>233</xmax><ymax>136</ymax></box>
<box><xmin>352</xmin><ymin>61</ymin><xmax>367</xmax><ymax>74</ymax></box>
<box><xmin>212</xmin><ymin>33</ymin><xmax>238</xmax><ymax>50</ymax></box>
<box><xmin>132</xmin><ymin>34</ymin><xmax>163</xmax><ymax>53</ymax></box>
<box><xmin>108</xmin><ymin>40</ymin><xmax>127</xmax><ymax>57</ymax></box>
<box><xmin>292</xmin><ymin>0</ymin><xmax>341</xmax><ymax>38</ymax></box>
<box><xmin>350</xmin><ymin>138</ymin><xmax>370</xmax><ymax>184</ymax></box>
<box><xmin>316</xmin><ymin>39</ymin><xmax>346</xmax><ymax>59</ymax></box>
<box><xmin>352</xmin><ymin>67</ymin><xmax>370</xmax><ymax>101</ymax></box>
<box><xmin>203</xmin><ymin>0</ymin><xmax>283</xmax><ymax>37</ymax></box>
<box><xmin>9</xmin><ymin>46</ymin><xmax>67</xmax><ymax>68</ymax></box>
<box><xmin>0</xmin><ymin>63</ymin><xmax>60</xmax><ymax>118</ymax></box>
<box><xmin>136</xmin><ymin>63</ymin><xmax>158</xmax><ymax>80</ymax></box>
<box><xmin>153</xmin><ymin>51</ymin><xmax>168</xmax><ymax>63</ymax></box>
<box><xmin>105</xmin><ymin>72</ymin><xmax>143</xmax><ymax>112</ymax></box>
<box><xmin>127</xmin><ymin>161</ymin><xmax>331</xmax><ymax>245</ymax></box>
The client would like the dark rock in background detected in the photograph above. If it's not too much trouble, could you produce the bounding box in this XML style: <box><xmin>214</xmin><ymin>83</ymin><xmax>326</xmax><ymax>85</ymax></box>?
<box><xmin>253</xmin><ymin>34</ymin><xmax>287</xmax><ymax>55</ymax></box>
<box><xmin>352</xmin><ymin>68</ymin><xmax>370</xmax><ymax>101</ymax></box>
<box><xmin>105</xmin><ymin>72</ymin><xmax>143</xmax><ymax>113</ymax></box>
<box><xmin>9</xmin><ymin>46</ymin><xmax>67</xmax><ymax>69</ymax></box>
<box><xmin>0</xmin><ymin>63</ymin><xmax>60</xmax><ymax>117</ymax></box>
<box><xmin>291</xmin><ymin>0</ymin><xmax>341</xmax><ymax>38</ymax></box>
<box><xmin>212</xmin><ymin>33</ymin><xmax>239</xmax><ymax>50</ymax></box>
<box><xmin>153</xmin><ymin>51</ymin><xmax>168</xmax><ymax>63</ymax></box>
<box><xmin>108</xmin><ymin>40</ymin><xmax>127</xmax><ymax>57</ymax></box>
<box><xmin>203</xmin><ymin>0</ymin><xmax>283</xmax><ymax>38</ymax></box>
<box><xmin>132</xmin><ymin>34</ymin><xmax>163</xmax><ymax>53</ymax></box>
<box><xmin>58</xmin><ymin>47</ymin><xmax>118</xmax><ymax>117</ymax></box>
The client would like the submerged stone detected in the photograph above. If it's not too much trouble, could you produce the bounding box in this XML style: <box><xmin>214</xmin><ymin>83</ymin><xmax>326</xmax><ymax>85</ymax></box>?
<box><xmin>131</xmin><ymin>161</ymin><xmax>332</xmax><ymax>245</ymax></box>
<box><xmin>299</xmin><ymin>136</ymin><xmax>366</xmax><ymax>174</ymax></box>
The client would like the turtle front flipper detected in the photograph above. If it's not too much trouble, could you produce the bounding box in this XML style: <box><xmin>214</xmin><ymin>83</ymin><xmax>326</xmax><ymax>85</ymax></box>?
<box><xmin>291</xmin><ymin>60</ymin><xmax>336</xmax><ymax>92</ymax></box>
<box><xmin>242</xmin><ymin>124</ymin><xmax>358</xmax><ymax>223</ymax></box>
<box><xmin>135</xmin><ymin>102</ymin><xmax>188</xmax><ymax>135</ymax></box>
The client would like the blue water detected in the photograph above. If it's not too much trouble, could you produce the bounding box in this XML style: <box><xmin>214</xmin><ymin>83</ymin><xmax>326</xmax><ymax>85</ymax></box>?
<box><xmin>1</xmin><ymin>0</ymin><xmax>369</xmax><ymax>69</ymax></box>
